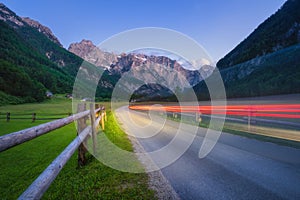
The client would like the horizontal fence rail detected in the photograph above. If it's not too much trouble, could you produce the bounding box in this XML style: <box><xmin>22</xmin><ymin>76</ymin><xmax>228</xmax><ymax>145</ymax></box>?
<box><xmin>0</xmin><ymin>110</ymin><xmax>90</xmax><ymax>152</ymax></box>
<box><xmin>19</xmin><ymin>126</ymin><xmax>92</xmax><ymax>200</ymax></box>
<box><xmin>0</xmin><ymin>112</ymin><xmax>72</xmax><ymax>122</ymax></box>
<box><xmin>0</xmin><ymin>113</ymin><xmax>71</xmax><ymax>116</ymax></box>
<box><xmin>0</xmin><ymin>103</ymin><xmax>106</xmax><ymax>199</ymax></box>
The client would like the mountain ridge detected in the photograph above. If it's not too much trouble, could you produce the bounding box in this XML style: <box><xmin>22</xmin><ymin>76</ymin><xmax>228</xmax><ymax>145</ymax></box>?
<box><xmin>69</xmin><ymin>39</ymin><xmax>214</xmax><ymax>87</ymax></box>
<box><xmin>191</xmin><ymin>0</ymin><xmax>300</xmax><ymax>101</ymax></box>
<box><xmin>0</xmin><ymin>3</ymin><xmax>84</xmax><ymax>105</ymax></box>
<box><xmin>68</xmin><ymin>39</ymin><xmax>217</xmax><ymax>101</ymax></box>
<box><xmin>22</xmin><ymin>17</ymin><xmax>63</xmax><ymax>47</ymax></box>
<box><xmin>68</xmin><ymin>39</ymin><xmax>118</xmax><ymax>69</ymax></box>
<box><xmin>217</xmin><ymin>0</ymin><xmax>300</xmax><ymax>69</ymax></box>
<box><xmin>1</xmin><ymin>1</ymin><xmax>299</xmax><ymax>104</ymax></box>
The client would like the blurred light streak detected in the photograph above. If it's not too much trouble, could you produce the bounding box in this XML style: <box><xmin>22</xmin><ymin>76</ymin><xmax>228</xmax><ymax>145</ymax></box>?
<box><xmin>129</xmin><ymin>104</ymin><xmax>300</xmax><ymax>119</ymax></box>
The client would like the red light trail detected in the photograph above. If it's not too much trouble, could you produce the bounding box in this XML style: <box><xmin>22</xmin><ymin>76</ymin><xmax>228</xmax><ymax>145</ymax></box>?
<box><xmin>129</xmin><ymin>104</ymin><xmax>300</xmax><ymax>119</ymax></box>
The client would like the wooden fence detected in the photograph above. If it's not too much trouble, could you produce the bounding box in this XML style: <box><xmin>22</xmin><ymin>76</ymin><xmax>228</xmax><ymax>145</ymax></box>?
<box><xmin>0</xmin><ymin>103</ymin><xmax>106</xmax><ymax>199</ymax></box>
<box><xmin>0</xmin><ymin>112</ymin><xmax>72</xmax><ymax>122</ymax></box>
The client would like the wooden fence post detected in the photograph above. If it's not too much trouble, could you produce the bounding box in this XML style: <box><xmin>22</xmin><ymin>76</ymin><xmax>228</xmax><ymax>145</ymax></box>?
<box><xmin>101</xmin><ymin>111</ymin><xmax>105</xmax><ymax>130</ymax></box>
<box><xmin>77</xmin><ymin>103</ymin><xmax>87</xmax><ymax>167</ymax></box>
<box><xmin>32</xmin><ymin>113</ymin><xmax>36</xmax><ymax>122</ymax></box>
<box><xmin>95</xmin><ymin>104</ymin><xmax>100</xmax><ymax>118</ymax></box>
<box><xmin>95</xmin><ymin>104</ymin><xmax>100</xmax><ymax>129</ymax></box>
<box><xmin>6</xmin><ymin>112</ymin><xmax>10</xmax><ymax>122</ymax></box>
<box><xmin>90</xmin><ymin>103</ymin><xmax>97</xmax><ymax>155</ymax></box>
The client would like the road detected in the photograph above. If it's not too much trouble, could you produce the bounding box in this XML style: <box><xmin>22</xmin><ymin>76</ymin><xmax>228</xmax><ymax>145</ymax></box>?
<box><xmin>115</xmin><ymin>106</ymin><xmax>300</xmax><ymax>200</ymax></box>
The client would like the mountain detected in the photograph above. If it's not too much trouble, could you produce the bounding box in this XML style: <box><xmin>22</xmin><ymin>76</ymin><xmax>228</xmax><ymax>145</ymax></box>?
<box><xmin>22</xmin><ymin>17</ymin><xmax>63</xmax><ymax>47</ymax></box>
<box><xmin>0</xmin><ymin>4</ymin><xmax>62</xmax><ymax>47</ymax></box>
<box><xmin>0</xmin><ymin>3</ymin><xmax>83</xmax><ymax>105</ymax></box>
<box><xmin>68</xmin><ymin>40</ymin><xmax>214</xmax><ymax>87</ymax></box>
<box><xmin>109</xmin><ymin>53</ymin><xmax>206</xmax><ymax>87</ymax></box>
<box><xmin>217</xmin><ymin>0</ymin><xmax>300</xmax><ymax>69</ymax></box>
<box><xmin>69</xmin><ymin>40</ymin><xmax>214</xmax><ymax>101</ymax></box>
<box><xmin>193</xmin><ymin>44</ymin><xmax>300</xmax><ymax>100</ymax></box>
<box><xmin>68</xmin><ymin>39</ymin><xmax>117</xmax><ymax>69</ymax></box>
<box><xmin>0</xmin><ymin>2</ymin><xmax>209</xmax><ymax>104</ymax></box>
<box><xmin>193</xmin><ymin>0</ymin><xmax>300</xmax><ymax>100</ymax></box>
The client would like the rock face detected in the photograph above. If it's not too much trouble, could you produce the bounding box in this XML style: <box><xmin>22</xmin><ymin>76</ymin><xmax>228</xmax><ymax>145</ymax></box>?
<box><xmin>0</xmin><ymin>3</ymin><xmax>24</xmax><ymax>27</ymax></box>
<box><xmin>68</xmin><ymin>39</ymin><xmax>117</xmax><ymax>69</ymax></box>
<box><xmin>0</xmin><ymin>3</ymin><xmax>62</xmax><ymax>47</ymax></box>
<box><xmin>109</xmin><ymin>53</ymin><xmax>206</xmax><ymax>88</ymax></box>
<box><xmin>69</xmin><ymin>40</ymin><xmax>214</xmax><ymax>89</ymax></box>
<box><xmin>22</xmin><ymin>17</ymin><xmax>62</xmax><ymax>47</ymax></box>
<box><xmin>68</xmin><ymin>39</ymin><xmax>215</xmax><ymax>100</ymax></box>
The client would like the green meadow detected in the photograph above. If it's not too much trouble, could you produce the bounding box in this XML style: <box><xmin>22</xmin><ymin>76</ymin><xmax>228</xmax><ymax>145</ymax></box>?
<box><xmin>0</xmin><ymin>96</ymin><xmax>155</xmax><ymax>199</ymax></box>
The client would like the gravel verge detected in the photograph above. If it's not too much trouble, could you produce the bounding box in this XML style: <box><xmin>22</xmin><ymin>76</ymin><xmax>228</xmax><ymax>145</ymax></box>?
<box><xmin>128</xmin><ymin>135</ymin><xmax>180</xmax><ymax>200</ymax></box>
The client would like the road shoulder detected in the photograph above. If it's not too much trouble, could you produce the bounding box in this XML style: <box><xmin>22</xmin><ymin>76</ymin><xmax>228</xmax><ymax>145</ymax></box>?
<box><xmin>128</xmin><ymin>135</ymin><xmax>180</xmax><ymax>200</ymax></box>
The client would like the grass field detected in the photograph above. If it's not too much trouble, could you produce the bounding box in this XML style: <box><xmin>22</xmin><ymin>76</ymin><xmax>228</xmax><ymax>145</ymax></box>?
<box><xmin>0</xmin><ymin>96</ymin><xmax>155</xmax><ymax>199</ymax></box>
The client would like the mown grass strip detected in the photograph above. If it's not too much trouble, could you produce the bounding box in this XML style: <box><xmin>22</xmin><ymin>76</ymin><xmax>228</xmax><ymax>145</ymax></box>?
<box><xmin>0</xmin><ymin>98</ymin><xmax>155</xmax><ymax>199</ymax></box>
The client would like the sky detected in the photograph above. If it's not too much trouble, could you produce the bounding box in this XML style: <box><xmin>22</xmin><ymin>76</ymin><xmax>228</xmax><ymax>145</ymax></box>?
<box><xmin>1</xmin><ymin>0</ymin><xmax>286</xmax><ymax>62</ymax></box>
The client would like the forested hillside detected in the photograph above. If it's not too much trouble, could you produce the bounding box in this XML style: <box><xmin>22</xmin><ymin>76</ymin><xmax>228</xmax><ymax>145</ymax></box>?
<box><xmin>193</xmin><ymin>44</ymin><xmax>300</xmax><ymax>100</ymax></box>
<box><xmin>217</xmin><ymin>0</ymin><xmax>300</xmax><ymax>69</ymax></box>
<box><xmin>0</xmin><ymin>4</ymin><xmax>83</xmax><ymax>105</ymax></box>
<box><xmin>192</xmin><ymin>0</ymin><xmax>300</xmax><ymax>100</ymax></box>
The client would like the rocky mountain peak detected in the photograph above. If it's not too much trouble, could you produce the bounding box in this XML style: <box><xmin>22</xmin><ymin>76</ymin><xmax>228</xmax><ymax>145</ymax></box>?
<box><xmin>69</xmin><ymin>39</ymin><xmax>215</xmax><ymax>88</ymax></box>
<box><xmin>68</xmin><ymin>39</ymin><xmax>96</xmax><ymax>57</ymax></box>
<box><xmin>0</xmin><ymin>3</ymin><xmax>62</xmax><ymax>47</ymax></box>
<box><xmin>110</xmin><ymin>53</ymin><xmax>213</xmax><ymax>87</ymax></box>
<box><xmin>21</xmin><ymin>17</ymin><xmax>62</xmax><ymax>47</ymax></box>
<box><xmin>80</xmin><ymin>39</ymin><xmax>95</xmax><ymax>47</ymax></box>
<box><xmin>68</xmin><ymin>40</ymin><xmax>118</xmax><ymax>69</ymax></box>
<box><xmin>0</xmin><ymin>3</ymin><xmax>24</xmax><ymax>27</ymax></box>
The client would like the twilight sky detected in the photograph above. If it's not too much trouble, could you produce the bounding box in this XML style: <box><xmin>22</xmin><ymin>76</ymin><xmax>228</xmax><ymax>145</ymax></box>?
<box><xmin>1</xmin><ymin>0</ymin><xmax>286</xmax><ymax>62</ymax></box>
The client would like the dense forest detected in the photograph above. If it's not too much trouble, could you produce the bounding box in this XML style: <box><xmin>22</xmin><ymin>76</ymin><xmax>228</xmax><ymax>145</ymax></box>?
<box><xmin>0</xmin><ymin>19</ymin><xmax>84</xmax><ymax>105</ymax></box>
<box><xmin>190</xmin><ymin>0</ymin><xmax>300</xmax><ymax>101</ymax></box>
<box><xmin>193</xmin><ymin>44</ymin><xmax>300</xmax><ymax>100</ymax></box>
<box><xmin>0</xmin><ymin>19</ymin><xmax>123</xmax><ymax>105</ymax></box>
<box><xmin>0</xmin><ymin>2</ymin><xmax>123</xmax><ymax>105</ymax></box>
<box><xmin>217</xmin><ymin>0</ymin><xmax>300</xmax><ymax>69</ymax></box>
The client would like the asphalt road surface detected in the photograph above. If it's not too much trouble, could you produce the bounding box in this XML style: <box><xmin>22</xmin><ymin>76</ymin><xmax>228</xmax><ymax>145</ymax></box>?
<box><xmin>115</xmin><ymin>106</ymin><xmax>300</xmax><ymax>200</ymax></box>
